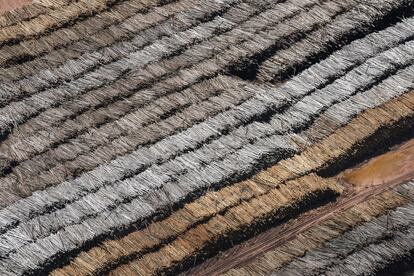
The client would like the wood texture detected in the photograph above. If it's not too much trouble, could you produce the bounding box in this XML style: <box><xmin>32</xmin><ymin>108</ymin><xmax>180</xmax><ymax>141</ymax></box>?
<box><xmin>0</xmin><ymin>0</ymin><xmax>413</xmax><ymax>275</ymax></box>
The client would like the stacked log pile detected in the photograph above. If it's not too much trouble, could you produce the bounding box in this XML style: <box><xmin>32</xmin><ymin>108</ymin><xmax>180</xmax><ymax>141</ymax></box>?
<box><xmin>0</xmin><ymin>0</ymin><xmax>413</xmax><ymax>275</ymax></box>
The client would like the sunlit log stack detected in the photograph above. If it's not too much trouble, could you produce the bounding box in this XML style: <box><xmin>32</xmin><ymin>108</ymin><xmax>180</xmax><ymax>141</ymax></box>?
<box><xmin>0</xmin><ymin>0</ymin><xmax>413</xmax><ymax>275</ymax></box>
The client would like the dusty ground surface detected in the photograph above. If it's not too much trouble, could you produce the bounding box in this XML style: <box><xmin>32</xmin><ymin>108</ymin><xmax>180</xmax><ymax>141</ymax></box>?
<box><xmin>189</xmin><ymin>139</ymin><xmax>414</xmax><ymax>275</ymax></box>
<box><xmin>343</xmin><ymin>139</ymin><xmax>414</xmax><ymax>190</ymax></box>
<box><xmin>0</xmin><ymin>0</ymin><xmax>31</xmax><ymax>14</ymax></box>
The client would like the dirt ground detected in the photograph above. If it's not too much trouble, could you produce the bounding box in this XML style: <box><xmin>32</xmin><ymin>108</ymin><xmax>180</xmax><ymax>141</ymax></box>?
<box><xmin>343</xmin><ymin>139</ymin><xmax>414</xmax><ymax>190</ymax></box>
<box><xmin>0</xmin><ymin>0</ymin><xmax>31</xmax><ymax>14</ymax></box>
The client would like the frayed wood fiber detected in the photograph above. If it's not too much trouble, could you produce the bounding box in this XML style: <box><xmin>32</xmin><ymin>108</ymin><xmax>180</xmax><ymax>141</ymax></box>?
<box><xmin>4</xmin><ymin>2</ymin><xmax>412</xmax><ymax>207</ymax></box>
<box><xmin>224</xmin><ymin>189</ymin><xmax>408</xmax><ymax>275</ymax></box>
<box><xmin>0</xmin><ymin>47</ymin><xmax>411</xmax><ymax>234</ymax></box>
<box><xmin>0</xmin><ymin>0</ymin><xmax>188</xmax><ymax>80</ymax></box>
<box><xmin>0</xmin><ymin>1</ymin><xmax>77</xmax><ymax>27</ymax></box>
<box><xmin>272</xmin><ymin>180</ymin><xmax>414</xmax><ymax>276</ymax></box>
<box><xmin>256</xmin><ymin>0</ymin><xmax>414</xmax><ymax>82</ymax></box>
<box><xmin>52</xmin><ymin>173</ymin><xmax>340</xmax><ymax>275</ymax></box>
<box><xmin>0</xmin><ymin>0</ymin><xmax>191</xmax><ymax>82</ymax></box>
<box><xmin>0</xmin><ymin>0</ymin><xmax>414</xmax><ymax>275</ymax></box>
<box><xmin>0</xmin><ymin>7</ymin><xmax>413</xmax><ymax>265</ymax></box>
<box><xmin>108</xmin><ymin>175</ymin><xmax>341</xmax><ymax>276</ymax></box>
<box><xmin>0</xmin><ymin>0</ymin><xmax>341</xmax><ymax>195</ymax></box>
<box><xmin>33</xmin><ymin>0</ymin><xmax>73</xmax><ymax>6</ymax></box>
<box><xmin>0</xmin><ymin>4</ymin><xmax>46</xmax><ymax>27</ymax></box>
<box><xmin>0</xmin><ymin>1</ymin><xmax>42</xmax><ymax>25</ymax></box>
<box><xmin>0</xmin><ymin>0</ymin><xmax>402</xmax><ymax>119</ymax></box>
<box><xmin>0</xmin><ymin>0</ymin><xmax>130</xmax><ymax>46</ymax></box>
<box><xmin>1</xmin><ymin>88</ymin><xmax>413</xmax><ymax>275</ymax></box>
<box><xmin>4</xmin><ymin>0</ymin><xmax>408</xmax><ymax>155</ymax></box>
<box><xmin>0</xmin><ymin>20</ymin><xmax>412</xmax><ymax>222</ymax></box>
<box><xmin>0</xmin><ymin>0</ymin><xmax>244</xmax><ymax>152</ymax></box>
<box><xmin>47</xmin><ymin>90</ymin><xmax>414</xmax><ymax>276</ymax></box>
<box><xmin>0</xmin><ymin>0</ymin><xmax>283</xmax><ymax>84</ymax></box>
<box><xmin>0</xmin><ymin>0</ymin><xmax>346</xmax><ymax>83</ymax></box>
<box><xmin>0</xmin><ymin>0</ymin><xmax>322</xmax><ymax>129</ymax></box>
<box><xmin>0</xmin><ymin>76</ymin><xmax>278</xmax><ymax>205</ymax></box>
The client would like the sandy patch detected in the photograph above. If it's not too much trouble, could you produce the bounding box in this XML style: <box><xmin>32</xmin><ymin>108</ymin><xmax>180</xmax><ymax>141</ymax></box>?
<box><xmin>343</xmin><ymin>139</ymin><xmax>414</xmax><ymax>190</ymax></box>
<box><xmin>0</xmin><ymin>0</ymin><xmax>32</xmax><ymax>15</ymax></box>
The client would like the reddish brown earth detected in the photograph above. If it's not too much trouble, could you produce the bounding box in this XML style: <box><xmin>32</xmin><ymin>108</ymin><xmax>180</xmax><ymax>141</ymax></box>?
<box><xmin>343</xmin><ymin>139</ymin><xmax>414</xmax><ymax>190</ymax></box>
<box><xmin>188</xmin><ymin>139</ymin><xmax>414</xmax><ymax>275</ymax></box>
<box><xmin>0</xmin><ymin>0</ymin><xmax>31</xmax><ymax>14</ymax></box>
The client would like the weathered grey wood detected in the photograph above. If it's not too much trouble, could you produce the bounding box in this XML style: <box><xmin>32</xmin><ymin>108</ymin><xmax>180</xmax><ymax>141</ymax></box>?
<box><xmin>275</xmin><ymin>180</ymin><xmax>414</xmax><ymax>276</ymax></box>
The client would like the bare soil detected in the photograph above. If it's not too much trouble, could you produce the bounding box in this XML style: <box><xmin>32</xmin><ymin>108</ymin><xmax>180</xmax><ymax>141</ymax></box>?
<box><xmin>343</xmin><ymin>139</ymin><xmax>414</xmax><ymax>191</ymax></box>
<box><xmin>0</xmin><ymin>0</ymin><xmax>32</xmax><ymax>14</ymax></box>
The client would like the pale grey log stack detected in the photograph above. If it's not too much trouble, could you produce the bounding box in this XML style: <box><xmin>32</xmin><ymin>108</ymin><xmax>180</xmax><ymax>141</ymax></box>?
<box><xmin>0</xmin><ymin>0</ymin><xmax>413</xmax><ymax>274</ymax></box>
